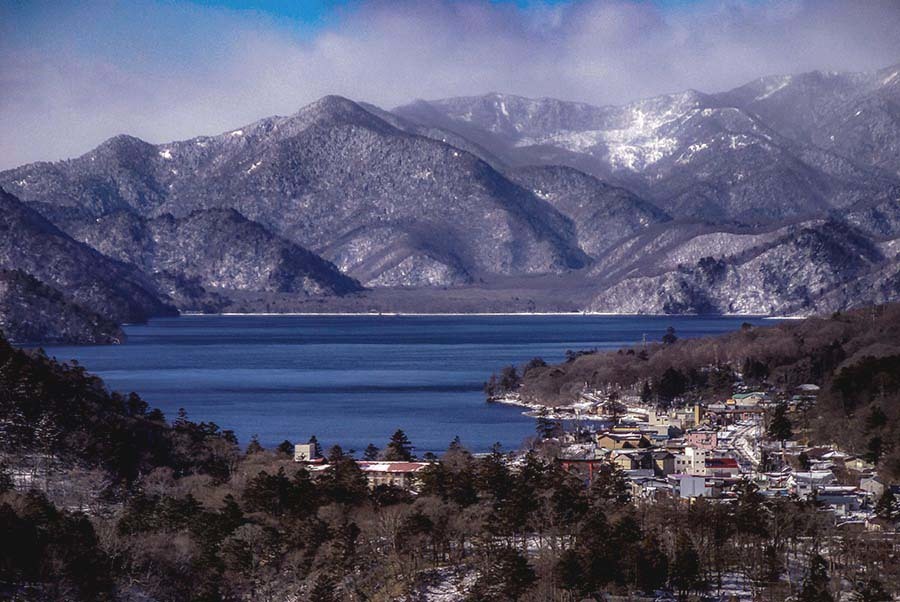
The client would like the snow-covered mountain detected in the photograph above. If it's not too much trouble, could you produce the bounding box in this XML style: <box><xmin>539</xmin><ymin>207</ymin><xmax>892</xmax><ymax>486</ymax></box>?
<box><xmin>1</xmin><ymin>96</ymin><xmax>588</xmax><ymax>288</ymax></box>
<box><xmin>395</xmin><ymin>65</ymin><xmax>900</xmax><ymax>223</ymax></box>
<box><xmin>2</xmin><ymin>61</ymin><xmax>900</xmax><ymax>336</ymax></box>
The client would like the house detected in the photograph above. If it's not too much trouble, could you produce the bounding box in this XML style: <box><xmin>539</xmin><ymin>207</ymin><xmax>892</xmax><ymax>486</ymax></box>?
<box><xmin>629</xmin><ymin>476</ymin><xmax>672</xmax><ymax>498</ymax></box>
<box><xmin>685</xmin><ymin>428</ymin><xmax>718</xmax><ymax>451</ymax></box>
<box><xmin>845</xmin><ymin>456</ymin><xmax>876</xmax><ymax>472</ymax></box>
<box><xmin>356</xmin><ymin>461</ymin><xmax>430</xmax><ymax>489</ymax></box>
<box><xmin>704</xmin><ymin>457</ymin><xmax>740</xmax><ymax>477</ymax></box>
<box><xmin>817</xmin><ymin>486</ymin><xmax>863</xmax><ymax>516</ymax></box>
<box><xmin>597</xmin><ymin>432</ymin><xmax>652</xmax><ymax>450</ymax></box>
<box><xmin>294</xmin><ymin>443</ymin><xmax>322</xmax><ymax>463</ymax></box>
<box><xmin>557</xmin><ymin>458</ymin><xmax>611</xmax><ymax>484</ymax></box>
<box><xmin>668</xmin><ymin>474</ymin><xmax>712</xmax><ymax>498</ymax></box>
<box><xmin>790</xmin><ymin>470</ymin><xmax>836</xmax><ymax>496</ymax></box>
<box><xmin>651</xmin><ymin>450</ymin><xmax>676</xmax><ymax>477</ymax></box>
<box><xmin>859</xmin><ymin>475</ymin><xmax>885</xmax><ymax>498</ymax></box>
<box><xmin>612</xmin><ymin>449</ymin><xmax>651</xmax><ymax>471</ymax></box>
<box><xmin>730</xmin><ymin>392</ymin><xmax>767</xmax><ymax>406</ymax></box>
<box><xmin>673</xmin><ymin>446</ymin><xmax>708</xmax><ymax>475</ymax></box>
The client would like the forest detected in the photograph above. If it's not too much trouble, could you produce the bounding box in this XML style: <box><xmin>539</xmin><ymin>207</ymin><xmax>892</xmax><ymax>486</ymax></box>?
<box><xmin>1</xmin><ymin>307</ymin><xmax>900</xmax><ymax>600</ymax></box>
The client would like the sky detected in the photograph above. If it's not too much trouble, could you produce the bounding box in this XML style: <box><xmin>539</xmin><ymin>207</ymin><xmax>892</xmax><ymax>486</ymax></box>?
<box><xmin>2</xmin><ymin>0</ymin><xmax>900</xmax><ymax>169</ymax></box>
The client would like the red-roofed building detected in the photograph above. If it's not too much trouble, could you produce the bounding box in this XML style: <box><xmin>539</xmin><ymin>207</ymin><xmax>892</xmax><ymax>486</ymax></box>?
<box><xmin>704</xmin><ymin>457</ymin><xmax>740</xmax><ymax>477</ymax></box>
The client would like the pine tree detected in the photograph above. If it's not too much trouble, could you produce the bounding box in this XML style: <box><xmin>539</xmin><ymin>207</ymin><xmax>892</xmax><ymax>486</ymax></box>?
<box><xmin>363</xmin><ymin>443</ymin><xmax>379</xmax><ymax>461</ymax></box>
<box><xmin>308</xmin><ymin>435</ymin><xmax>322</xmax><ymax>458</ymax></box>
<box><xmin>535</xmin><ymin>409</ymin><xmax>562</xmax><ymax>440</ymax></box>
<box><xmin>767</xmin><ymin>402</ymin><xmax>793</xmax><ymax>445</ymax></box>
<box><xmin>875</xmin><ymin>487</ymin><xmax>899</xmax><ymax>521</ymax></box>
<box><xmin>852</xmin><ymin>578</ymin><xmax>889</xmax><ymax>602</ymax></box>
<box><xmin>246</xmin><ymin>434</ymin><xmax>264</xmax><ymax>455</ymax></box>
<box><xmin>797</xmin><ymin>554</ymin><xmax>833</xmax><ymax>602</ymax></box>
<box><xmin>384</xmin><ymin>429</ymin><xmax>414</xmax><ymax>461</ymax></box>
<box><xmin>308</xmin><ymin>572</ymin><xmax>338</xmax><ymax>602</ymax></box>
<box><xmin>670</xmin><ymin>533</ymin><xmax>706</xmax><ymax>601</ymax></box>
<box><xmin>662</xmin><ymin>326</ymin><xmax>678</xmax><ymax>345</ymax></box>
<box><xmin>640</xmin><ymin>380</ymin><xmax>653</xmax><ymax>403</ymax></box>
<box><xmin>0</xmin><ymin>462</ymin><xmax>12</xmax><ymax>493</ymax></box>
<box><xmin>276</xmin><ymin>440</ymin><xmax>293</xmax><ymax>455</ymax></box>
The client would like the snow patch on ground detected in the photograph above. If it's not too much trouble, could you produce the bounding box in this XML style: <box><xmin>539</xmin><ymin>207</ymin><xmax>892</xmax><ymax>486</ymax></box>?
<box><xmin>883</xmin><ymin>70</ymin><xmax>899</xmax><ymax>86</ymax></box>
<box><xmin>247</xmin><ymin>161</ymin><xmax>262</xmax><ymax>174</ymax></box>
<box><xmin>411</xmin><ymin>567</ymin><xmax>475</xmax><ymax>602</ymax></box>
<box><xmin>158</xmin><ymin>149</ymin><xmax>173</xmax><ymax>160</ymax></box>
<box><xmin>515</xmin><ymin>93</ymin><xmax>697</xmax><ymax>171</ymax></box>
<box><xmin>230</xmin><ymin>129</ymin><xmax>244</xmax><ymax>137</ymax></box>
<box><xmin>755</xmin><ymin>75</ymin><xmax>792</xmax><ymax>101</ymax></box>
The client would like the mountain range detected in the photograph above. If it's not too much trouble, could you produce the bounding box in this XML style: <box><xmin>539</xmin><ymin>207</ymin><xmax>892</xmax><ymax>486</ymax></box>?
<box><xmin>2</xmin><ymin>61</ymin><xmax>900</xmax><ymax>341</ymax></box>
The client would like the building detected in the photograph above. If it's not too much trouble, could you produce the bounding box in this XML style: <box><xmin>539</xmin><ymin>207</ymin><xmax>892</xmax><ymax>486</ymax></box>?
<box><xmin>790</xmin><ymin>470</ymin><xmax>836</xmax><ymax>496</ymax></box>
<box><xmin>611</xmin><ymin>449</ymin><xmax>651</xmax><ymax>471</ymax></box>
<box><xmin>650</xmin><ymin>450</ymin><xmax>676</xmax><ymax>477</ymax></box>
<box><xmin>729</xmin><ymin>392</ymin><xmax>767</xmax><ymax>406</ymax></box>
<box><xmin>356</xmin><ymin>461</ymin><xmax>430</xmax><ymax>489</ymax></box>
<box><xmin>673</xmin><ymin>446</ymin><xmax>708</xmax><ymax>475</ymax></box>
<box><xmin>685</xmin><ymin>428</ymin><xmax>718</xmax><ymax>451</ymax></box>
<box><xmin>704</xmin><ymin>457</ymin><xmax>740</xmax><ymax>477</ymax></box>
<box><xmin>597</xmin><ymin>432</ymin><xmax>652</xmax><ymax>450</ymax></box>
<box><xmin>294</xmin><ymin>443</ymin><xmax>321</xmax><ymax>462</ymax></box>
<box><xmin>816</xmin><ymin>486</ymin><xmax>863</xmax><ymax>516</ymax></box>
<box><xmin>859</xmin><ymin>475</ymin><xmax>885</xmax><ymax>498</ymax></box>
<box><xmin>668</xmin><ymin>474</ymin><xmax>711</xmax><ymax>498</ymax></box>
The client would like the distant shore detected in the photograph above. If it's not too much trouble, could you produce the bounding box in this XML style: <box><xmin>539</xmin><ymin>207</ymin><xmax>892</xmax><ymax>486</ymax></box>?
<box><xmin>182</xmin><ymin>311</ymin><xmax>782</xmax><ymax>318</ymax></box>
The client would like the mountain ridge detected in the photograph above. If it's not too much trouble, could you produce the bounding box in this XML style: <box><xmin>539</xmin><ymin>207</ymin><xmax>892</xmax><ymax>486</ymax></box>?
<box><xmin>2</xmin><ymin>61</ymin><xmax>900</xmax><ymax>336</ymax></box>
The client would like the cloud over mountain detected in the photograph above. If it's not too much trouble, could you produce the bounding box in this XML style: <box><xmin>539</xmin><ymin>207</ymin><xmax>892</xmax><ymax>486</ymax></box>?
<box><xmin>3</xmin><ymin>0</ymin><xmax>900</xmax><ymax>169</ymax></box>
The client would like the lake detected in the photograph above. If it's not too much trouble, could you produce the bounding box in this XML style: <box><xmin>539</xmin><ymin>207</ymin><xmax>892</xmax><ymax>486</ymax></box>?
<box><xmin>40</xmin><ymin>314</ymin><xmax>769</xmax><ymax>454</ymax></box>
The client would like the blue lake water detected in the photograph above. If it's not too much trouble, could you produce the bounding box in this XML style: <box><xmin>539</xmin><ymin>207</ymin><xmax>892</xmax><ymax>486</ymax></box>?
<box><xmin>40</xmin><ymin>314</ymin><xmax>769</xmax><ymax>454</ymax></box>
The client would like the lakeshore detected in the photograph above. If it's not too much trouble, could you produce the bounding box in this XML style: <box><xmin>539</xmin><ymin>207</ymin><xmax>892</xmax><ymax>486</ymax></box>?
<box><xmin>38</xmin><ymin>313</ymin><xmax>768</xmax><ymax>453</ymax></box>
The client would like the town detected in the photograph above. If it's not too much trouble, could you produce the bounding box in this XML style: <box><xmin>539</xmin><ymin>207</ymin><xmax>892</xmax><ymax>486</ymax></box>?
<box><xmin>290</xmin><ymin>384</ymin><xmax>897</xmax><ymax>528</ymax></box>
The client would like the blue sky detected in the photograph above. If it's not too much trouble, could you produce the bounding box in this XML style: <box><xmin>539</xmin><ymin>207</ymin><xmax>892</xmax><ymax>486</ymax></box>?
<box><xmin>2</xmin><ymin>0</ymin><xmax>899</xmax><ymax>168</ymax></box>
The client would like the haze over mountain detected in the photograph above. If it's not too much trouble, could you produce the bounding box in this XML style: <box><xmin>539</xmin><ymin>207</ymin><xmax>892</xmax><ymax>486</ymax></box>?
<box><xmin>2</xmin><ymin>61</ymin><xmax>900</xmax><ymax>341</ymax></box>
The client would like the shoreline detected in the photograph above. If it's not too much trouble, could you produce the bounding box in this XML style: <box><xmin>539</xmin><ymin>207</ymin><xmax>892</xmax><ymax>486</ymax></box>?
<box><xmin>181</xmin><ymin>311</ymin><xmax>780</xmax><ymax>318</ymax></box>
<box><xmin>489</xmin><ymin>395</ymin><xmax>613</xmax><ymax>422</ymax></box>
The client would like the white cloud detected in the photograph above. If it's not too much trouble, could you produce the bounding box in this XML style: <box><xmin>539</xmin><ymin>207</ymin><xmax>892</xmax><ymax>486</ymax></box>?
<box><xmin>1</xmin><ymin>0</ymin><xmax>899</xmax><ymax>169</ymax></box>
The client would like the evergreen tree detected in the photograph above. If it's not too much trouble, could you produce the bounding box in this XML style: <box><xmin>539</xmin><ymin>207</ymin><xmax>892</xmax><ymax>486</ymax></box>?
<box><xmin>662</xmin><ymin>326</ymin><xmax>678</xmax><ymax>345</ymax></box>
<box><xmin>535</xmin><ymin>409</ymin><xmax>562</xmax><ymax>440</ymax></box>
<box><xmin>276</xmin><ymin>440</ymin><xmax>293</xmax><ymax>455</ymax></box>
<box><xmin>0</xmin><ymin>462</ymin><xmax>12</xmax><ymax>493</ymax></box>
<box><xmin>875</xmin><ymin>487</ymin><xmax>899</xmax><ymax>521</ymax></box>
<box><xmin>362</xmin><ymin>443</ymin><xmax>379</xmax><ymax>461</ymax></box>
<box><xmin>852</xmin><ymin>578</ymin><xmax>889</xmax><ymax>602</ymax></box>
<box><xmin>657</xmin><ymin>368</ymin><xmax>687</xmax><ymax>401</ymax></box>
<box><xmin>670</xmin><ymin>533</ymin><xmax>706</xmax><ymax>601</ymax></box>
<box><xmin>767</xmin><ymin>402</ymin><xmax>793</xmax><ymax>445</ymax></box>
<box><xmin>308</xmin><ymin>435</ymin><xmax>322</xmax><ymax>458</ymax></box>
<box><xmin>467</xmin><ymin>547</ymin><xmax>536</xmax><ymax>601</ymax></box>
<box><xmin>384</xmin><ymin>429</ymin><xmax>414</xmax><ymax>461</ymax></box>
<box><xmin>245</xmin><ymin>434</ymin><xmax>264</xmax><ymax>455</ymax></box>
<box><xmin>498</xmin><ymin>365</ymin><xmax>520</xmax><ymax>392</ymax></box>
<box><xmin>308</xmin><ymin>572</ymin><xmax>339</xmax><ymax>602</ymax></box>
<box><xmin>797</xmin><ymin>554</ymin><xmax>834</xmax><ymax>602</ymax></box>
<box><xmin>640</xmin><ymin>380</ymin><xmax>653</xmax><ymax>404</ymax></box>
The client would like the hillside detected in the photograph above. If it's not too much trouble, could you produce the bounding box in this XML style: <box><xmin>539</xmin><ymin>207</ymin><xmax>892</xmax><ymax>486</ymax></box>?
<box><xmin>0</xmin><ymin>270</ymin><xmax>125</xmax><ymax>344</ymax></box>
<box><xmin>0</xmin><ymin>96</ymin><xmax>588</xmax><ymax>288</ymax></box>
<box><xmin>0</xmin><ymin>188</ymin><xmax>175</xmax><ymax>326</ymax></box>
<box><xmin>0</xmin><ymin>63</ymin><xmax>899</xmax><ymax>323</ymax></box>
<box><xmin>59</xmin><ymin>209</ymin><xmax>363</xmax><ymax>300</ymax></box>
